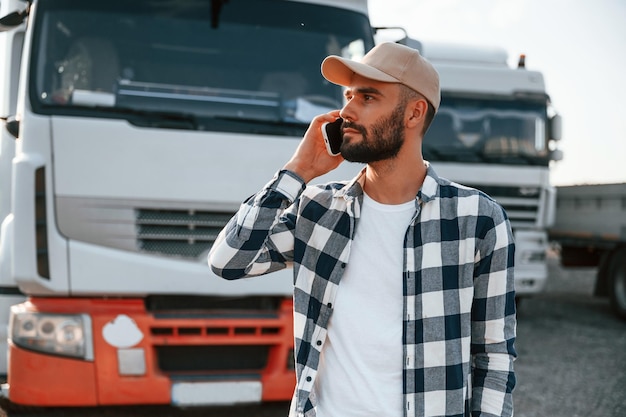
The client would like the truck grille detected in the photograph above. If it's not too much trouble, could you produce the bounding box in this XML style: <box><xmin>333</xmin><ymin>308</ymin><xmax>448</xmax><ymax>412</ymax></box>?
<box><xmin>136</xmin><ymin>209</ymin><xmax>234</xmax><ymax>259</ymax></box>
<box><xmin>146</xmin><ymin>296</ymin><xmax>294</xmax><ymax>376</ymax></box>
<box><xmin>467</xmin><ymin>184</ymin><xmax>541</xmax><ymax>229</ymax></box>
<box><xmin>155</xmin><ymin>345</ymin><xmax>270</xmax><ymax>373</ymax></box>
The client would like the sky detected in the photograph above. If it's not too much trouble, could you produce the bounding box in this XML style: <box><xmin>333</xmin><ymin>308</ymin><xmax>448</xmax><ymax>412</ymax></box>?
<box><xmin>367</xmin><ymin>0</ymin><xmax>626</xmax><ymax>186</ymax></box>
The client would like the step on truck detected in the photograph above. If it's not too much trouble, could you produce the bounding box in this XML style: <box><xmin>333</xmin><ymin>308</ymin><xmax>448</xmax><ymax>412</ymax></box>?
<box><xmin>549</xmin><ymin>183</ymin><xmax>626</xmax><ymax>320</ymax></box>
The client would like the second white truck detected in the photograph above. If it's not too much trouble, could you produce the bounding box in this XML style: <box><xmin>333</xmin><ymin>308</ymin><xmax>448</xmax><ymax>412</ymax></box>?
<box><xmin>400</xmin><ymin>37</ymin><xmax>563</xmax><ymax>300</ymax></box>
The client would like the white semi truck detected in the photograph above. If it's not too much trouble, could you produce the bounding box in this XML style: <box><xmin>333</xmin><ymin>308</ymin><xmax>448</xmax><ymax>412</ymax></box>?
<box><xmin>0</xmin><ymin>0</ymin><xmax>373</xmax><ymax>407</ymax></box>
<box><xmin>402</xmin><ymin>37</ymin><xmax>563</xmax><ymax>299</ymax></box>
<box><xmin>549</xmin><ymin>183</ymin><xmax>626</xmax><ymax>320</ymax></box>
<box><xmin>0</xmin><ymin>0</ymin><xmax>561</xmax><ymax>408</ymax></box>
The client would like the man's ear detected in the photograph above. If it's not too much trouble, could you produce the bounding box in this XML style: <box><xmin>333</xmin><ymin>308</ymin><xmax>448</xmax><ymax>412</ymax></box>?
<box><xmin>407</xmin><ymin>98</ymin><xmax>428</xmax><ymax>129</ymax></box>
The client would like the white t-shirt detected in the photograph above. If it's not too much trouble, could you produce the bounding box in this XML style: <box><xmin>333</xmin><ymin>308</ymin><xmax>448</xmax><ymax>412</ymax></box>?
<box><xmin>314</xmin><ymin>193</ymin><xmax>415</xmax><ymax>417</ymax></box>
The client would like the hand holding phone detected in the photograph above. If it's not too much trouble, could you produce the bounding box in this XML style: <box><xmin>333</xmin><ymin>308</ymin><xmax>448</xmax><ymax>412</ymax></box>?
<box><xmin>322</xmin><ymin>117</ymin><xmax>343</xmax><ymax>156</ymax></box>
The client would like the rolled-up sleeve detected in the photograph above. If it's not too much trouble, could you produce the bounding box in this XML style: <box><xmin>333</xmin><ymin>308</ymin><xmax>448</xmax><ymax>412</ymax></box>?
<box><xmin>208</xmin><ymin>170</ymin><xmax>305</xmax><ymax>280</ymax></box>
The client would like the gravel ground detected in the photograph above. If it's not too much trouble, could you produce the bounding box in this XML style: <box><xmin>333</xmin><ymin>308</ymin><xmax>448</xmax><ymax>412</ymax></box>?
<box><xmin>513</xmin><ymin>255</ymin><xmax>626</xmax><ymax>417</ymax></box>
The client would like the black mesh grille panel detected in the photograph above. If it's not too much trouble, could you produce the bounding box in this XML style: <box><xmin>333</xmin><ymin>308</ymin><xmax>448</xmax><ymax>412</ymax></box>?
<box><xmin>155</xmin><ymin>345</ymin><xmax>270</xmax><ymax>372</ymax></box>
<box><xmin>465</xmin><ymin>184</ymin><xmax>541</xmax><ymax>229</ymax></box>
<box><xmin>136</xmin><ymin>209</ymin><xmax>234</xmax><ymax>259</ymax></box>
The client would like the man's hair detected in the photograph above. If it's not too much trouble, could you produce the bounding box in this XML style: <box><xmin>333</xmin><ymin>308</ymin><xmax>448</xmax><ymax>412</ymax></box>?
<box><xmin>399</xmin><ymin>85</ymin><xmax>436</xmax><ymax>135</ymax></box>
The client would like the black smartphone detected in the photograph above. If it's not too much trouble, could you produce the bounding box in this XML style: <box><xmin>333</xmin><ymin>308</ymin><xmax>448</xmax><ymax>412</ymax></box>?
<box><xmin>322</xmin><ymin>117</ymin><xmax>343</xmax><ymax>156</ymax></box>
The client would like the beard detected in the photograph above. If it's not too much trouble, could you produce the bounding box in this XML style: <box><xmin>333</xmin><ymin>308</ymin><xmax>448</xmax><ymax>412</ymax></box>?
<box><xmin>340</xmin><ymin>102</ymin><xmax>406</xmax><ymax>164</ymax></box>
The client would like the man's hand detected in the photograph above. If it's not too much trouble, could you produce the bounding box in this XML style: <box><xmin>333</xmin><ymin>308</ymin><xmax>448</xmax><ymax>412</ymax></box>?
<box><xmin>283</xmin><ymin>111</ymin><xmax>344</xmax><ymax>183</ymax></box>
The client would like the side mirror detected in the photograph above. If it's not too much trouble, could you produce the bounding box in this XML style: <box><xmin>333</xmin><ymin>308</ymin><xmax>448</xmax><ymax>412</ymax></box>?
<box><xmin>549</xmin><ymin>114</ymin><xmax>562</xmax><ymax>141</ymax></box>
<box><xmin>0</xmin><ymin>9</ymin><xmax>28</xmax><ymax>32</ymax></box>
<box><xmin>2</xmin><ymin>116</ymin><xmax>20</xmax><ymax>138</ymax></box>
<box><xmin>550</xmin><ymin>148</ymin><xmax>564</xmax><ymax>162</ymax></box>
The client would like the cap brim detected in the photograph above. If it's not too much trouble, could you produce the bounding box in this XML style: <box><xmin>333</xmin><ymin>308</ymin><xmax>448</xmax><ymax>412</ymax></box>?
<box><xmin>321</xmin><ymin>55</ymin><xmax>400</xmax><ymax>87</ymax></box>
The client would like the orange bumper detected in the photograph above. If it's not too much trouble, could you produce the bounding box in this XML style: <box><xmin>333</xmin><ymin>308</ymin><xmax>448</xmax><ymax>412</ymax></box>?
<box><xmin>8</xmin><ymin>297</ymin><xmax>295</xmax><ymax>407</ymax></box>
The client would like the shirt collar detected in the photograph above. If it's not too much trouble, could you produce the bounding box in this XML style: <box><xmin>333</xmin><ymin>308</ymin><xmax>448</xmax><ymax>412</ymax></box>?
<box><xmin>418</xmin><ymin>161</ymin><xmax>440</xmax><ymax>204</ymax></box>
<box><xmin>334</xmin><ymin>167</ymin><xmax>366</xmax><ymax>200</ymax></box>
<box><xmin>334</xmin><ymin>162</ymin><xmax>442</xmax><ymax>204</ymax></box>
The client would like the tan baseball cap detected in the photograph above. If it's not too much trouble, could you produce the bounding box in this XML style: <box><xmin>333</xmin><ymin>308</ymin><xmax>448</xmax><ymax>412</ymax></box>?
<box><xmin>321</xmin><ymin>42</ymin><xmax>441</xmax><ymax>110</ymax></box>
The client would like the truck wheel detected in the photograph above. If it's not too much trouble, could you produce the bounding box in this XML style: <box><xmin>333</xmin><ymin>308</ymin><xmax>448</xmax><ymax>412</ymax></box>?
<box><xmin>608</xmin><ymin>248</ymin><xmax>626</xmax><ymax>320</ymax></box>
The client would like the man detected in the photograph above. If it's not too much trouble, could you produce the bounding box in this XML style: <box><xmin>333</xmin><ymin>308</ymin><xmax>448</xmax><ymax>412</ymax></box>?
<box><xmin>209</xmin><ymin>42</ymin><xmax>517</xmax><ymax>417</ymax></box>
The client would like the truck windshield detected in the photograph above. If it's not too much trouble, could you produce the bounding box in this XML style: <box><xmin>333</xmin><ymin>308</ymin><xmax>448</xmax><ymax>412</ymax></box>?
<box><xmin>29</xmin><ymin>0</ymin><xmax>374</xmax><ymax>133</ymax></box>
<box><xmin>424</xmin><ymin>96</ymin><xmax>550</xmax><ymax>166</ymax></box>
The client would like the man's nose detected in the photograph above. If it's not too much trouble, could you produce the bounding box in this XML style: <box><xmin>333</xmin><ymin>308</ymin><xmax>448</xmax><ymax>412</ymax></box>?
<box><xmin>339</xmin><ymin>102</ymin><xmax>355</xmax><ymax>123</ymax></box>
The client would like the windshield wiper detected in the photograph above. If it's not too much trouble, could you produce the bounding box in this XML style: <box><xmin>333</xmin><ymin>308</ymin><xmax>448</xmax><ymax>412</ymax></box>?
<box><xmin>482</xmin><ymin>152</ymin><xmax>547</xmax><ymax>166</ymax></box>
<box><xmin>98</xmin><ymin>106</ymin><xmax>198</xmax><ymax>130</ymax></box>
<box><xmin>43</xmin><ymin>104</ymin><xmax>199</xmax><ymax>130</ymax></box>
<box><xmin>208</xmin><ymin>115</ymin><xmax>308</xmax><ymax>136</ymax></box>
<box><xmin>89</xmin><ymin>106</ymin><xmax>309</xmax><ymax>135</ymax></box>
<box><xmin>422</xmin><ymin>143</ymin><xmax>445</xmax><ymax>161</ymax></box>
<box><xmin>41</xmin><ymin>103</ymin><xmax>312</xmax><ymax>135</ymax></box>
<box><xmin>423</xmin><ymin>143</ymin><xmax>491</xmax><ymax>163</ymax></box>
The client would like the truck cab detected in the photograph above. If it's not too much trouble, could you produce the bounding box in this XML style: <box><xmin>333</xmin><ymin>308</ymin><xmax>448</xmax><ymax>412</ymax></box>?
<box><xmin>402</xmin><ymin>38</ymin><xmax>563</xmax><ymax>297</ymax></box>
<box><xmin>0</xmin><ymin>0</ymin><xmax>373</xmax><ymax>406</ymax></box>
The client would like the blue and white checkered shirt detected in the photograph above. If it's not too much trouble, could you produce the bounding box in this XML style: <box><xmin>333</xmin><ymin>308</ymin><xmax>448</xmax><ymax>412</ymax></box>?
<box><xmin>209</xmin><ymin>164</ymin><xmax>517</xmax><ymax>417</ymax></box>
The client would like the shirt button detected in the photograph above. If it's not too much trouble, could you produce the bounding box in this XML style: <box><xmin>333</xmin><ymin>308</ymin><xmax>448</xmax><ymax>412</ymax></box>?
<box><xmin>306</xmin><ymin>376</ymin><xmax>312</xmax><ymax>382</ymax></box>
<box><xmin>327</xmin><ymin>302</ymin><xmax>332</xmax><ymax>308</ymax></box>
<box><xmin>341</xmin><ymin>263</ymin><xmax>346</xmax><ymax>268</ymax></box>
<box><xmin>316</xmin><ymin>340</ymin><xmax>322</xmax><ymax>346</ymax></box>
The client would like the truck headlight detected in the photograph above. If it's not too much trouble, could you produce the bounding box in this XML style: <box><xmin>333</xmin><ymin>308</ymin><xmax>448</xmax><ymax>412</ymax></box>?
<box><xmin>9</xmin><ymin>305</ymin><xmax>93</xmax><ymax>360</ymax></box>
